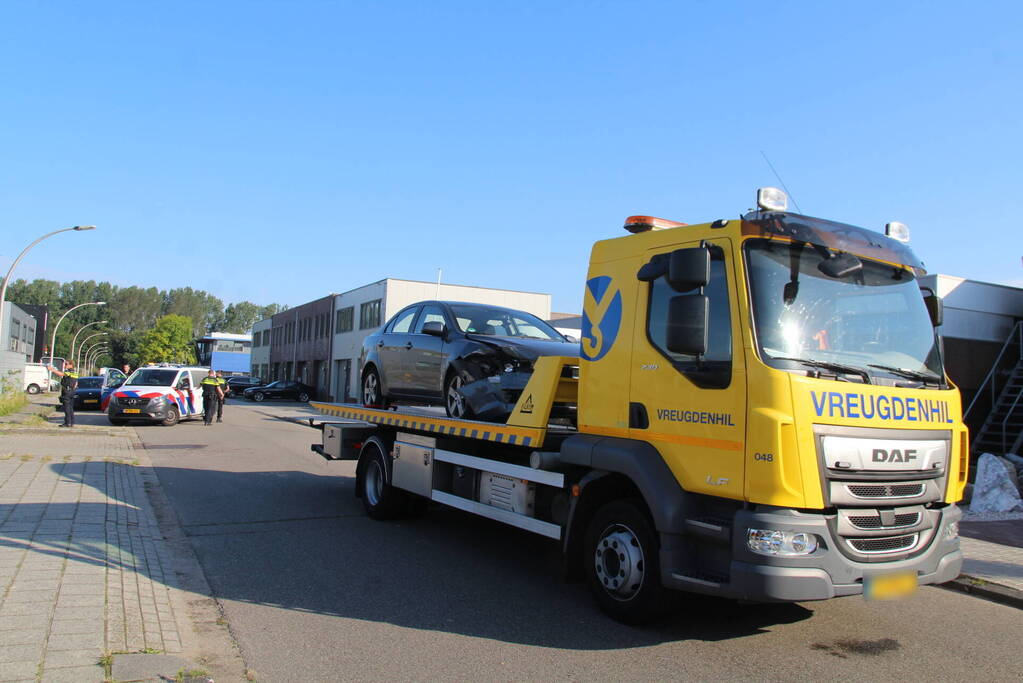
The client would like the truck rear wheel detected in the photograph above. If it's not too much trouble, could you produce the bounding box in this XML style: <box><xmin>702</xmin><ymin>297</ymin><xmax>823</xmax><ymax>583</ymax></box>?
<box><xmin>26</xmin><ymin>384</ymin><xmax>41</xmax><ymax>395</ymax></box>
<box><xmin>584</xmin><ymin>498</ymin><xmax>671</xmax><ymax>624</ymax></box>
<box><xmin>358</xmin><ymin>439</ymin><xmax>406</xmax><ymax>520</ymax></box>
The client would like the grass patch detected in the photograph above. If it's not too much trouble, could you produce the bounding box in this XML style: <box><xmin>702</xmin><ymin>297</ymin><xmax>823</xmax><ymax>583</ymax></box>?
<box><xmin>0</xmin><ymin>392</ymin><xmax>28</xmax><ymax>417</ymax></box>
<box><xmin>22</xmin><ymin>413</ymin><xmax>50</xmax><ymax>426</ymax></box>
<box><xmin>176</xmin><ymin>668</ymin><xmax>211</xmax><ymax>682</ymax></box>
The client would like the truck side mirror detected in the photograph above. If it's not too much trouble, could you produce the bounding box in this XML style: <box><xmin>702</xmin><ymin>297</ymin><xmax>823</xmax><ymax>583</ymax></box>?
<box><xmin>921</xmin><ymin>289</ymin><xmax>943</xmax><ymax>327</ymax></box>
<box><xmin>667</xmin><ymin>247</ymin><xmax>711</xmax><ymax>293</ymax></box>
<box><xmin>422</xmin><ymin>321</ymin><xmax>446</xmax><ymax>337</ymax></box>
<box><xmin>666</xmin><ymin>294</ymin><xmax>709</xmax><ymax>356</ymax></box>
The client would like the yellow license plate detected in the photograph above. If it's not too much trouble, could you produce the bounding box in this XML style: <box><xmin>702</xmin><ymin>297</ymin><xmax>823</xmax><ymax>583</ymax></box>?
<box><xmin>123</xmin><ymin>408</ymin><xmax>141</xmax><ymax>414</ymax></box>
<box><xmin>864</xmin><ymin>571</ymin><xmax>917</xmax><ymax>601</ymax></box>
<box><xmin>84</xmin><ymin>399</ymin><xmax>98</xmax><ymax>403</ymax></box>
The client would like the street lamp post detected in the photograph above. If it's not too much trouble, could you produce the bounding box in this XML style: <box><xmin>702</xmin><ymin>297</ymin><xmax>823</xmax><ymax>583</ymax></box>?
<box><xmin>85</xmin><ymin>344</ymin><xmax>109</xmax><ymax>374</ymax></box>
<box><xmin>75</xmin><ymin>331</ymin><xmax>108</xmax><ymax>371</ymax></box>
<box><xmin>70</xmin><ymin>320</ymin><xmax>107</xmax><ymax>371</ymax></box>
<box><xmin>48</xmin><ymin>301</ymin><xmax>106</xmax><ymax>382</ymax></box>
<box><xmin>0</xmin><ymin>225</ymin><xmax>96</xmax><ymax>347</ymax></box>
<box><xmin>82</xmin><ymin>341</ymin><xmax>106</xmax><ymax>372</ymax></box>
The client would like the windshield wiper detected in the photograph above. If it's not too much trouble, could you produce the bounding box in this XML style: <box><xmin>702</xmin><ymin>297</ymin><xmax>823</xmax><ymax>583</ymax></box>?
<box><xmin>772</xmin><ymin>357</ymin><xmax>872</xmax><ymax>384</ymax></box>
<box><xmin>867</xmin><ymin>364</ymin><xmax>943</xmax><ymax>384</ymax></box>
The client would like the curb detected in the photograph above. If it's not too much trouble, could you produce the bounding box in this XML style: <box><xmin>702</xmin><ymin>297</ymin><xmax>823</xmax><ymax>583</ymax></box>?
<box><xmin>942</xmin><ymin>574</ymin><xmax>1023</xmax><ymax>610</ymax></box>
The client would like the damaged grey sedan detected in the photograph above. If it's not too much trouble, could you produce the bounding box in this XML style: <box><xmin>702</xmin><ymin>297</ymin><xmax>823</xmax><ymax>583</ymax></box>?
<box><xmin>359</xmin><ymin>301</ymin><xmax>579</xmax><ymax>422</ymax></box>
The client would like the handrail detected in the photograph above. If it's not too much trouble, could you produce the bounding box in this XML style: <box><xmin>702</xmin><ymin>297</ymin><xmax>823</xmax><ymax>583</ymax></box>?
<box><xmin>1001</xmin><ymin>389</ymin><xmax>1023</xmax><ymax>453</ymax></box>
<box><xmin>964</xmin><ymin>320</ymin><xmax>1023</xmax><ymax>422</ymax></box>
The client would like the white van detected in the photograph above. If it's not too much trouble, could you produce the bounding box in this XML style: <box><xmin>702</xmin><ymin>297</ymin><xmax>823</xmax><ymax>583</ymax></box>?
<box><xmin>104</xmin><ymin>365</ymin><xmax>212</xmax><ymax>426</ymax></box>
<box><xmin>23</xmin><ymin>363</ymin><xmax>53</xmax><ymax>394</ymax></box>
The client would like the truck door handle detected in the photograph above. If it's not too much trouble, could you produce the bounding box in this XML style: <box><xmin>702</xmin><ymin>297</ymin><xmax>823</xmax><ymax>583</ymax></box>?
<box><xmin>405</xmin><ymin>342</ymin><xmax>413</xmax><ymax>349</ymax></box>
<box><xmin>377</xmin><ymin>341</ymin><xmax>384</xmax><ymax>347</ymax></box>
<box><xmin>629</xmin><ymin>402</ymin><xmax>649</xmax><ymax>429</ymax></box>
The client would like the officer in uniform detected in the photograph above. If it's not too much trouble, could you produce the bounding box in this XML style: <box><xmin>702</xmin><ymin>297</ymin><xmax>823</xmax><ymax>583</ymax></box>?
<box><xmin>47</xmin><ymin>361</ymin><xmax>79</xmax><ymax>428</ymax></box>
<box><xmin>215</xmin><ymin>370</ymin><xmax>229</xmax><ymax>423</ymax></box>
<box><xmin>200</xmin><ymin>370</ymin><xmax>224</xmax><ymax>426</ymax></box>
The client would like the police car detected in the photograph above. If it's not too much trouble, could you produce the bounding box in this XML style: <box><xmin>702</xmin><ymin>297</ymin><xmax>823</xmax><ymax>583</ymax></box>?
<box><xmin>104</xmin><ymin>364</ymin><xmax>213</xmax><ymax>426</ymax></box>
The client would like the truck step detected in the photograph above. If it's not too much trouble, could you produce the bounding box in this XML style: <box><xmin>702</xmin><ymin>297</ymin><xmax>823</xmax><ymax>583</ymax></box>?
<box><xmin>670</xmin><ymin>571</ymin><xmax>729</xmax><ymax>589</ymax></box>
<box><xmin>684</xmin><ymin>517</ymin><xmax>732</xmax><ymax>544</ymax></box>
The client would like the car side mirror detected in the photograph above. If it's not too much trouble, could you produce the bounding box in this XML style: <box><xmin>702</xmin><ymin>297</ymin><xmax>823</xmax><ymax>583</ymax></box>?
<box><xmin>422</xmin><ymin>321</ymin><xmax>446</xmax><ymax>337</ymax></box>
<box><xmin>667</xmin><ymin>247</ymin><xmax>711</xmax><ymax>293</ymax></box>
<box><xmin>921</xmin><ymin>288</ymin><xmax>943</xmax><ymax>327</ymax></box>
<box><xmin>666</xmin><ymin>294</ymin><xmax>709</xmax><ymax>356</ymax></box>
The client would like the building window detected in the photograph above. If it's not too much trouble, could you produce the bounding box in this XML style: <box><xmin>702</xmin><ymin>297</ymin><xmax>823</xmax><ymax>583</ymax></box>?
<box><xmin>336</xmin><ymin>307</ymin><xmax>354</xmax><ymax>333</ymax></box>
<box><xmin>360</xmin><ymin>300</ymin><xmax>382</xmax><ymax>329</ymax></box>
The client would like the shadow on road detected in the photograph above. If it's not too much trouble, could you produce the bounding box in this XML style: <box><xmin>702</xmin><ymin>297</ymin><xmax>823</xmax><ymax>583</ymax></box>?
<box><xmin>3</xmin><ymin>459</ymin><xmax>817</xmax><ymax>651</ymax></box>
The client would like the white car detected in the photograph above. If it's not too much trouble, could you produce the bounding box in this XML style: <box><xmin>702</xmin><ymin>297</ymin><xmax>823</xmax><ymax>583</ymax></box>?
<box><xmin>105</xmin><ymin>365</ymin><xmax>212</xmax><ymax>426</ymax></box>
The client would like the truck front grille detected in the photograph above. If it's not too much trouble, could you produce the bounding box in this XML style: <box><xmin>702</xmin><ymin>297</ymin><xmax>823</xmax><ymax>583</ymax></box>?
<box><xmin>846</xmin><ymin>483</ymin><xmax>925</xmax><ymax>500</ymax></box>
<box><xmin>847</xmin><ymin>534</ymin><xmax>919</xmax><ymax>554</ymax></box>
<box><xmin>848</xmin><ymin>512</ymin><xmax>921</xmax><ymax>530</ymax></box>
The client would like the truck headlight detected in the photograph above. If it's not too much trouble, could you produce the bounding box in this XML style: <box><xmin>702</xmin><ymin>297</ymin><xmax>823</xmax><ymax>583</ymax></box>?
<box><xmin>747</xmin><ymin>529</ymin><xmax>820</xmax><ymax>556</ymax></box>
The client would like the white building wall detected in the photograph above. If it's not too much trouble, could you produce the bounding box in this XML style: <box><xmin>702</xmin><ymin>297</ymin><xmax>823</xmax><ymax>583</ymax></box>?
<box><xmin>249</xmin><ymin>318</ymin><xmax>272</xmax><ymax>380</ymax></box>
<box><xmin>329</xmin><ymin>279</ymin><xmax>553</xmax><ymax>403</ymax></box>
<box><xmin>920</xmin><ymin>274</ymin><xmax>1023</xmax><ymax>343</ymax></box>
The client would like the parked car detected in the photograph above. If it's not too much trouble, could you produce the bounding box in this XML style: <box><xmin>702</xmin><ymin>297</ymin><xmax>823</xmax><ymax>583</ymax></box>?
<box><xmin>72</xmin><ymin>376</ymin><xmax>105</xmax><ymax>410</ymax></box>
<box><xmin>243</xmin><ymin>381</ymin><xmax>315</xmax><ymax>402</ymax></box>
<box><xmin>359</xmin><ymin>300</ymin><xmax>580</xmax><ymax>420</ymax></box>
<box><xmin>225</xmin><ymin>376</ymin><xmax>262</xmax><ymax>396</ymax></box>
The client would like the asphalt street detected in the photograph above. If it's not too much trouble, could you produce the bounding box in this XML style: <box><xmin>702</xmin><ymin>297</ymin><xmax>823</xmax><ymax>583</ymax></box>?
<box><xmin>72</xmin><ymin>400</ymin><xmax>1022</xmax><ymax>681</ymax></box>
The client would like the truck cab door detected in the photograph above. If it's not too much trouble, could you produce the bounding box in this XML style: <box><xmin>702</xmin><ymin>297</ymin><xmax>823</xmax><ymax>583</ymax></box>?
<box><xmin>628</xmin><ymin>238</ymin><xmax>747</xmax><ymax>500</ymax></box>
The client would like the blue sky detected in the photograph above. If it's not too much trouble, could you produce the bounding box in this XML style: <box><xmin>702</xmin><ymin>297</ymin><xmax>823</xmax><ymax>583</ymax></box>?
<box><xmin>2</xmin><ymin>1</ymin><xmax>1020</xmax><ymax>315</ymax></box>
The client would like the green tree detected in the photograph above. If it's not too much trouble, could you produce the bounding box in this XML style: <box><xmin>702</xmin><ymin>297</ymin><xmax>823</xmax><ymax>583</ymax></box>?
<box><xmin>221</xmin><ymin>301</ymin><xmax>264</xmax><ymax>333</ymax></box>
<box><xmin>164</xmin><ymin>288</ymin><xmax>223</xmax><ymax>337</ymax></box>
<box><xmin>110</xmin><ymin>286</ymin><xmax>163</xmax><ymax>332</ymax></box>
<box><xmin>136</xmin><ymin>315</ymin><xmax>197</xmax><ymax>365</ymax></box>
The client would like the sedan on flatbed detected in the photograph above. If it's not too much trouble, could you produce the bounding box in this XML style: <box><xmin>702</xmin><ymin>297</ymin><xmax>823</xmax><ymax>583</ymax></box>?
<box><xmin>360</xmin><ymin>300</ymin><xmax>579</xmax><ymax>420</ymax></box>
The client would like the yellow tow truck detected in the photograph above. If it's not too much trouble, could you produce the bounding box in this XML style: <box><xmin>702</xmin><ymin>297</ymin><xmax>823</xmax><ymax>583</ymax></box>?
<box><xmin>311</xmin><ymin>187</ymin><xmax>966</xmax><ymax>623</ymax></box>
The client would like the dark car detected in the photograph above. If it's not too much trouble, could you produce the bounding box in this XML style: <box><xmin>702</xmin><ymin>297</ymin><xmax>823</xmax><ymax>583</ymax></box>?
<box><xmin>243</xmin><ymin>381</ymin><xmax>314</xmax><ymax>402</ymax></box>
<box><xmin>72</xmin><ymin>376</ymin><xmax>105</xmax><ymax>410</ymax></box>
<box><xmin>226</xmin><ymin>376</ymin><xmax>262</xmax><ymax>396</ymax></box>
<box><xmin>359</xmin><ymin>300</ymin><xmax>579</xmax><ymax>420</ymax></box>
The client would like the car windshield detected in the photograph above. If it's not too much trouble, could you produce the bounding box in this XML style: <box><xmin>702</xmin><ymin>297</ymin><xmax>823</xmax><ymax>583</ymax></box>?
<box><xmin>745</xmin><ymin>239</ymin><xmax>943</xmax><ymax>381</ymax></box>
<box><xmin>77</xmin><ymin>377</ymin><xmax>103</xmax><ymax>389</ymax></box>
<box><xmin>449</xmin><ymin>305</ymin><xmax>565</xmax><ymax>341</ymax></box>
<box><xmin>125</xmin><ymin>369</ymin><xmax>178</xmax><ymax>387</ymax></box>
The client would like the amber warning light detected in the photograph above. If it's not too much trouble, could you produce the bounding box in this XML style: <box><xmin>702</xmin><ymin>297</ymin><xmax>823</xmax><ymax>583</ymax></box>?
<box><xmin>623</xmin><ymin>215</ymin><xmax>687</xmax><ymax>234</ymax></box>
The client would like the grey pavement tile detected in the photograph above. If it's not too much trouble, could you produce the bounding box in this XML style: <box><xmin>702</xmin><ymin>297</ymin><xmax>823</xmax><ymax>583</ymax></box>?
<box><xmin>42</xmin><ymin>633</ymin><xmax>101</xmax><ymax>652</ymax></box>
<box><xmin>0</xmin><ymin>629</ymin><xmax>45</xmax><ymax>646</ymax></box>
<box><xmin>54</xmin><ymin>595</ymin><xmax>104</xmax><ymax>608</ymax></box>
<box><xmin>0</xmin><ymin>615</ymin><xmax>50</xmax><ymax>631</ymax></box>
<box><xmin>48</xmin><ymin>620</ymin><xmax>102</xmax><ymax>636</ymax></box>
<box><xmin>0</xmin><ymin>602</ymin><xmax>51</xmax><ymax>616</ymax></box>
<box><xmin>40</xmin><ymin>664</ymin><xmax>105</xmax><ymax>682</ymax></box>
<box><xmin>0</xmin><ymin>660</ymin><xmax>37</xmax><ymax>681</ymax></box>
<box><xmin>57</xmin><ymin>584</ymin><xmax>103</xmax><ymax>597</ymax></box>
<box><xmin>0</xmin><ymin>643</ymin><xmax>43</xmax><ymax>663</ymax></box>
<box><xmin>42</xmin><ymin>649</ymin><xmax>102</xmax><ymax>669</ymax></box>
<box><xmin>8</xmin><ymin>579</ymin><xmax>60</xmax><ymax>592</ymax></box>
<box><xmin>4</xmin><ymin>589</ymin><xmax>58</xmax><ymax>604</ymax></box>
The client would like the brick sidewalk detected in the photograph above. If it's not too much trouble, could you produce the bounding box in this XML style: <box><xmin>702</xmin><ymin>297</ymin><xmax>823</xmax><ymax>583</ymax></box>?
<box><xmin>959</xmin><ymin>536</ymin><xmax>1023</xmax><ymax>593</ymax></box>
<box><xmin>0</xmin><ymin>428</ymin><xmax>240</xmax><ymax>682</ymax></box>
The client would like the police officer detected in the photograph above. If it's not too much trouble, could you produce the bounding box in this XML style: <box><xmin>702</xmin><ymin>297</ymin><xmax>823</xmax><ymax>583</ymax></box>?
<box><xmin>47</xmin><ymin>361</ymin><xmax>79</xmax><ymax>428</ymax></box>
<box><xmin>200</xmin><ymin>370</ymin><xmax>223</xmax><ymax>426</ymax></box>
<box><xmin>215</xmin><ymin>370</ymin><xmax>229</xmax><ymax>423</ymax></box>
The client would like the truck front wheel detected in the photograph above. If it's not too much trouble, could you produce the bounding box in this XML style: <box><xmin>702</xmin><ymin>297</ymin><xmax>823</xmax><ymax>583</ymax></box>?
<box><xmin>584</xmin><ymin>498</ymin><xmax>671</xmax><ymax>624</ymax></box>
<box><xmin>358</xmin><ymin>439</ymin><xmax>406</xmax><ymax>520</ymax></box>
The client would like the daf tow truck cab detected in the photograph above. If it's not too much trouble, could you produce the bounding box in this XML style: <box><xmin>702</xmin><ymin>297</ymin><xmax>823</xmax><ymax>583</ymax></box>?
<box><xmin>311</xmin><ymin>188</ymin><xmax>966</xmax><ymax>623</ymax></box>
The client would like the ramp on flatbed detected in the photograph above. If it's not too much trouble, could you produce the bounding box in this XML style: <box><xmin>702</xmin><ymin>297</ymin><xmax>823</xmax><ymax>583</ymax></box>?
<box><xmin>309</xmin><ymin>402</ymin><xmax>569</xmax><ymax>448</ymax></box>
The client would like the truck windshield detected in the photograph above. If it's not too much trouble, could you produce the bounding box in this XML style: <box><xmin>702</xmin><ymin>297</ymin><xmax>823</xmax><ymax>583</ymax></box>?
<box><xmin>744</xmin><ymin>239</ymin><xmax>943</xmax><ymax>383</ymax></box>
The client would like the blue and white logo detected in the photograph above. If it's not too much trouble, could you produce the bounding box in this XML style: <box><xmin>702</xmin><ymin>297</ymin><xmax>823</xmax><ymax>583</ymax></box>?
<box><xmin>581</xmin><ymin>276</ymin><xmax>622</xmax><ymax>361</ymax></box>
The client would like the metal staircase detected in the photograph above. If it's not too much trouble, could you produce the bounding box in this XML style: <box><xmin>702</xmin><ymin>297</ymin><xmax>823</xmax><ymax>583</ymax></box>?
<box><xmin>966</xmin><ymin>321</ymin><xmax>1023</xmax><ymax>457</ymax></box>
